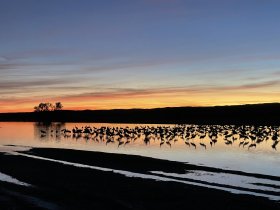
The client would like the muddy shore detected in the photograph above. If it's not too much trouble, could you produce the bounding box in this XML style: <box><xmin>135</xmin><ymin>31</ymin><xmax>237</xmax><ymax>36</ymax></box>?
<box><xmin>0</xmin><ymin>148</ymin><xmax>279</xmax><ymax>210</ymax></box>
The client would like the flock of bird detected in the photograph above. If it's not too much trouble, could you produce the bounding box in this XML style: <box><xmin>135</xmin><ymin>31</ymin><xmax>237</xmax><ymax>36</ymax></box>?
<box><xmin>39</xmin><ymin>124</ymin><xmax>279</xmax><ymax>150</ymax></box>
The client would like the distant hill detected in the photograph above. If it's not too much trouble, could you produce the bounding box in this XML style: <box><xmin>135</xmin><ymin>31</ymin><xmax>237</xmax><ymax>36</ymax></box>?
<box><xmin>0</xmin><ymin>103</ymin><xmax>280</xmax><ymax>125</ymax></box>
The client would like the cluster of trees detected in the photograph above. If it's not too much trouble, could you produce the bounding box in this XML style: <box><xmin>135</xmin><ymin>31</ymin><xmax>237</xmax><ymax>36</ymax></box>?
<box><xmin>34</xmin><ymin>102</ymin><xmax>63</xmax><ymax>112</ymax></box>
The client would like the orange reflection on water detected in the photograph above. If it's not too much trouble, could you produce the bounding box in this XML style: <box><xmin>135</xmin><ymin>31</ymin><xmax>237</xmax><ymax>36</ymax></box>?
<box><xmin>0</xmin><ymin>122</ymin><xmax>279</xmax><ymax>176</ymax></box>
<box><xmin>0</xmin><ymin>122</ymin><xmax>278</xmax><ymax>152</ymax></box>
<box><xmin>0</xmin><ymin>122</ymin><xmax>34</xmax><ymax>143</ymax></box>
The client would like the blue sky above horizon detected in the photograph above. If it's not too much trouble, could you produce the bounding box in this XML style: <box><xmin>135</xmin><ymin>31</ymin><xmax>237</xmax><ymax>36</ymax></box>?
<box><xmin>1</xmin><ymin>0</ymin><xmax>280</xmax><ymax>112</ymax></box>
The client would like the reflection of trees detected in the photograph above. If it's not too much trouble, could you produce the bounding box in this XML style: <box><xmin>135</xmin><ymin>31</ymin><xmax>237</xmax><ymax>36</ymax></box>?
<box><xmin>34</xmin><ymin>122</ymin><xmax>66</xmax><ymax>141</ymax></box>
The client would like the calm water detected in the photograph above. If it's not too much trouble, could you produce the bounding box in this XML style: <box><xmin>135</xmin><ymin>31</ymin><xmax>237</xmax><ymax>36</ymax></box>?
<box><xmin>1</xmin><ymin>122</ymin><xmax>280</xmax><ymax>200</ymax></box>
<box><xmin>0</xmin><ymin>122</ymin><xmax>279</xmax><ymax>176</ymax></box>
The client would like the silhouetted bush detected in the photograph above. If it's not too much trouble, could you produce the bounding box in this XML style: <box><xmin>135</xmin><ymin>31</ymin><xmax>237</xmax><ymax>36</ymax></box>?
<box><xmin>34</xmin><ymin>102</ymin><xmax>63</xmax><ymax>112</ymax></box>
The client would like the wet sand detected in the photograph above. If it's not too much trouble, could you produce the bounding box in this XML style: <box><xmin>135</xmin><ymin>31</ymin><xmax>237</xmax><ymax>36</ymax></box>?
<box><xmin>0</xmin><ymin>147</ymin><xmax>279</xmax><ymax>210</ymax></box>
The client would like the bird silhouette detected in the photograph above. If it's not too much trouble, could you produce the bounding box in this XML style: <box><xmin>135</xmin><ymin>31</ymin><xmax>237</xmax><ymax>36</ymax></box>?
<box><xmin>272</xmin><ymin>140</ymin><xmax>279</xmax><ymax>150</ymax></box>
<box><xmin>248</xmin><ymin>143</ymin><xmax>257</xmax><ymax>149</ymax></box>
<box><xmin>191</xmin><ymin>142</ymin><xmax>196</xmax><ymax>149</ymax></box>
<box><xmin>199</xmin><ymin>143</ymin><xmax>206</xmax><ymax>149</ymax></box>
<box><xmin>36</xmin><ymin>124</ymin><xmax>280</xmax><ymax>152</ymax></box>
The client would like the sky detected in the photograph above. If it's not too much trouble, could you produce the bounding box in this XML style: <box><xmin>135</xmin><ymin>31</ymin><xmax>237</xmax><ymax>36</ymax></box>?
<box><xmin>1</xmin><ymin>0</ymin><xmax>280</xmax><ymax>112</ymax></box>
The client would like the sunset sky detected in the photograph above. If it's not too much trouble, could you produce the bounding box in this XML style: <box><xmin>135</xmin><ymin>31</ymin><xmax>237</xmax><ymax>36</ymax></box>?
<box><xmin>1</xmin><ymin>0</ymin><xmax>280</xmax><ymax>112</ymax></box>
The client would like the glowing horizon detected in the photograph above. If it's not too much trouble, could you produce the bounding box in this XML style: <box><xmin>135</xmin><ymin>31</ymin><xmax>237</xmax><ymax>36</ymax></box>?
<box><xmin>1</xmin><ymin>0</ymin><xmax>280</xmax><ymax>113</ymax></box>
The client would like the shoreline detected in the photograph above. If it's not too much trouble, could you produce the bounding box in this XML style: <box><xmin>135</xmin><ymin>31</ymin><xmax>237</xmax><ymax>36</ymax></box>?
<box><xmin>0</xmin><ymin>103</ymin><xmax>280</xmax><ymax>125</ymax></box>
<box><xmin>0</xmin><ymin>147</ymin><xmax>279</xmax><ymax>210</ymax></box>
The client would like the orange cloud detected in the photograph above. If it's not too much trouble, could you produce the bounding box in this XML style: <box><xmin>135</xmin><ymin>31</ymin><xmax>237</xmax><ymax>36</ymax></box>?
<box><xmin>1</xmin><ymin>80</ymin><xmax>280</xmax><ymax>112</ymax></box>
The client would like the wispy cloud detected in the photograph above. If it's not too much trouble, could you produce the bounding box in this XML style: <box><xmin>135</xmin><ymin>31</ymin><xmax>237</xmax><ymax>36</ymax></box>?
<box><xmin>0</xmin><ymin>81</ymin><xmax>280</xmax><ymax>111</ymax></box>
<box><xmin>0</xmin><ymin>63</ymin><xmax>25</xmax><ymax>71</ymax></box>
<box><xmin>272</xmin><ymin>71</ymin><xmax>280</xmax><ymax>76</ymax></box>
<box><xmin>1</xmin><ymin>48</ymin><xmax>74</xmax><ymax>61</ymax></box>
<box><xmin>0</xmin><ymin>78</ymin><xmax>76</xmax><ymax>90</ymax></box>
<box><xmin>48</xmin><ymin>80</ymin><xmax>280</xmax><ymax>101</ymax></box>
<box><xmin>1</xmin><ymin>79</ymin><xmax>279</xmax><ymax>100</ymax></box>
<box><xmin>217</xmin><ymin>80</ymin><xmax>280</xmax><ymax>91</ymax></box>
<box><xmin>83</xmin><ymin>57</ymin><xmax>184</xmax><ymax>73</ymax></box>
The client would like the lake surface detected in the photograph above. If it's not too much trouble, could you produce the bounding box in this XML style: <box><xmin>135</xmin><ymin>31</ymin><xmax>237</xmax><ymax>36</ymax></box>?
<box><xmin>0</xmin><ymin>122</ymin><xmax>279</xmax><ymax>200</ymax></box>
<box><xmin>0</xmin><ymin>122</ymin><xmax>279</xmax><ymax>175</ymax></box>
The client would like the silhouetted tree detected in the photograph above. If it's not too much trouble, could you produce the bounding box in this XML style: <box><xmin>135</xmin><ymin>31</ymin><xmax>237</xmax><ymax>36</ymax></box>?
<box><xmin>34</xmin><ymin>102</ymin><xmax>63</xmax><ymax>112</ymax></box>
<box><xmin>34</xmin><ymin>103</ymin><xmax>52</xmax><ymax>112</ymax></box>
<box><xmin>54</xmin><ymin>102</ymin><xmax>63</xmax><ymax>111</ymax></box>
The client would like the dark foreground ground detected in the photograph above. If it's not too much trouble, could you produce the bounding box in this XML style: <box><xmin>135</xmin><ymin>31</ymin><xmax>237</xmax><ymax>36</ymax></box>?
<box><xmin>0</xmin><ymin>148</ymin><xmax>279</xmax><ymax>210</ymax></box>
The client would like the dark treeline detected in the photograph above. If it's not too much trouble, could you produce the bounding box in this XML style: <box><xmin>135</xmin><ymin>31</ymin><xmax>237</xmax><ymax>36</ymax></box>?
<box><xmin>0</xmin><ymin>103</ymin><xmax>280</xmax><ymax>125</ymax></box>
